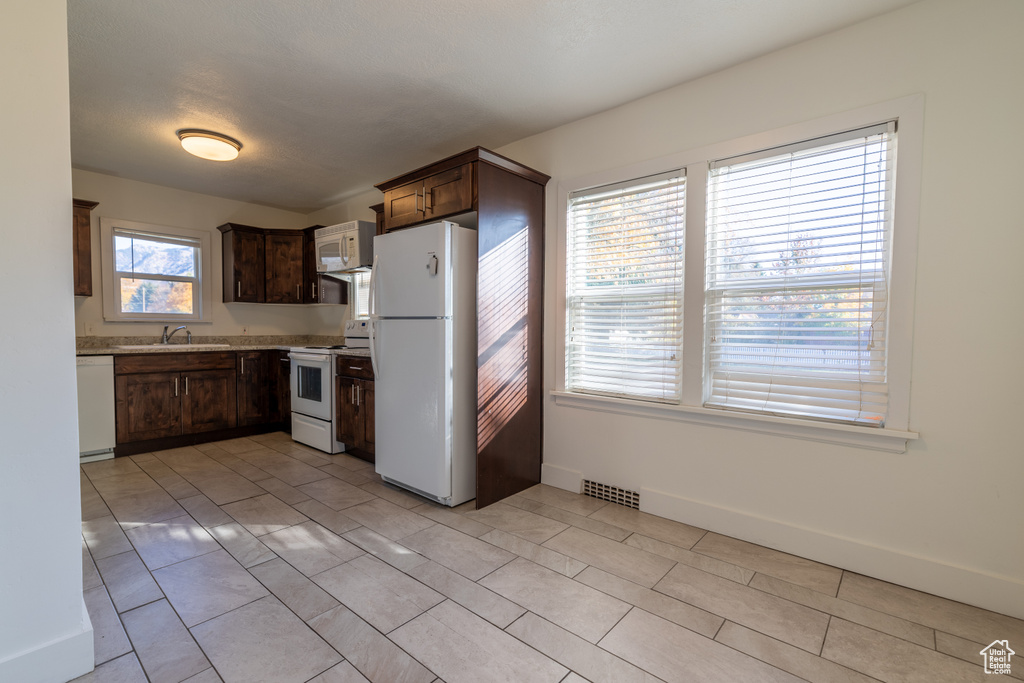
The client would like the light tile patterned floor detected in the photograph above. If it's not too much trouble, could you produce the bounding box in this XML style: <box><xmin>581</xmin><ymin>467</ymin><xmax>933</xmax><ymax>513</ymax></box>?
<box><xmin>75</xmin><ymin>432</ymin><xmax>1023</xmax><ymax>682</ymax></box>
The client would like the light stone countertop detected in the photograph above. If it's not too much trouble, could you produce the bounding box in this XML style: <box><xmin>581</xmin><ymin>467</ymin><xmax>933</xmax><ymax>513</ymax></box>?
<box><xmin>74</xmin><ymin>335</ymin><xmax>369</xmax><ymax>357</ymax></box>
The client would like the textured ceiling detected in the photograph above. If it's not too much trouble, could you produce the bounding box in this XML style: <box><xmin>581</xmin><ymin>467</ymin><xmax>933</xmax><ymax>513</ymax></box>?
<box><xmin>68</xmin><ymin>0</ymin><xmax>916</xmax><ymax>213</ymax></box>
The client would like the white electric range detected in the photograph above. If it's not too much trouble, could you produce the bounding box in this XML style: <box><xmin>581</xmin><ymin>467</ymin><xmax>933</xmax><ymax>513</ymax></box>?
<box><xmin>288</xmin><ymin>345</ymin><xmax>368</xmax><ymax>454</ymax></box>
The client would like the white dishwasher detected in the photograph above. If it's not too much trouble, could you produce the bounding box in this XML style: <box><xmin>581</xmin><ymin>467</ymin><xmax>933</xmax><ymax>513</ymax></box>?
<box><xmin>76</xmin><ymin>355</ymin><xmax>116</xmax><ymax>462</ymax></box>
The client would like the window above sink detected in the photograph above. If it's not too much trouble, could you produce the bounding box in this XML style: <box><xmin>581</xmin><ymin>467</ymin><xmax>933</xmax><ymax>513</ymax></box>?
<box><xmin>100</xmin><ymin>218</ymin><xmax>213</xmax><ymax>323</ymax></box>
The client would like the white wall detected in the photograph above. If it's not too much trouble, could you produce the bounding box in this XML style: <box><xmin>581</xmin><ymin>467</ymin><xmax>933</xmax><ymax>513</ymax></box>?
<box><xmin>0</xmin><ymin>1</ymin><xmax>95</xmax><ymax>681</ymax></box>
<box><xmin>493</xmin><ymin>0</ymin><xmax>1024</xmax><ymax>617</ymax></box>
<box><xmin>72</xmin><ymin>170</ymin><xmax>351</xmax><ymax>338</ymax></box>
<box><xmin>306</xmin><ymin>188</ymin><xmax>381</xmax><ymax>228</ymax></box>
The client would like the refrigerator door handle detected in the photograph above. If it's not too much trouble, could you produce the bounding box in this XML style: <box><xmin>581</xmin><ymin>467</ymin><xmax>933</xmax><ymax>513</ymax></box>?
<box><xmin>368</xmin><ymin>253</ymin><xmax>380</xmax><ymax>378</ymax></box>
<box><xmin>369</xmin><ymin>253</ymin><xmax>379</xmax><ymax>318</ymax></box>
<box><xmin>369</xmin><ymin>318</ymin><xmax>380</xmax><ymax>379</ymax></box>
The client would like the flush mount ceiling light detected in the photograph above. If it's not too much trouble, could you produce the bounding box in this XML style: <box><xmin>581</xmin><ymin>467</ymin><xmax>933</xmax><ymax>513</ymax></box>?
<box><xmin>176</xmin><ymin>129</ymin><xmax>242</xmax><ymax>161</ymax></box>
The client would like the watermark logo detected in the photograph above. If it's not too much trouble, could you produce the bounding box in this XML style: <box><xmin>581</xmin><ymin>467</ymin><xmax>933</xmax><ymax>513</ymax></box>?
<box><xmin>980</xmin><ymin>640</ymin><xmax>1014</xmax><ymax>675</ymax></box>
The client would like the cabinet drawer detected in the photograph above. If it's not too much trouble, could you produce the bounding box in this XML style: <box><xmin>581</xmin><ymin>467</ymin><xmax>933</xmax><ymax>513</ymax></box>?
<box><xmin>336</xmin><ymin>356</ymin><xmax>373</xmax><ymax>380</ymax></box>
<box><xmin>115</xmin><ymin>351</ymin><xmax>238</xmax><ymax>375</ymax></box>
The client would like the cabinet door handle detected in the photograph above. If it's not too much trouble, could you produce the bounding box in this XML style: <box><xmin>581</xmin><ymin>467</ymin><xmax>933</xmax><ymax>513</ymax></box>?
<box><xmin>355</xmin><ymin>384</ymin><xmax>360</xmax><ymax>407</ymax></box>
<box><xmin>240</xmin><ymin>357</ymin><xmax>245</xmax><ymax>375</ymax></box>
<box><xmin>174</xmin><ymin>377</ymin><xmax>179</xmax><ymax>397</ymax></box>
<box><xmin>237</xmin><ymin>281</ymin><xmax>241</xmax><ymax>298</ymax></box>
<box><xmin>350</xmin><ymin>384</ymin><xmax>356</xmax><ymax>405</ymax></box>
<box><xmin>312</xmin><ymin>282</ymin><xmax>317</xmax><ymax>300</ymax></box>
<box><xmin>297</xmin><ymin>284</ymin><xmax>301</xmax><ymax>299</ymax></box>
<box><xmin>424</xmin><ymin>186</ymin><xmax>432</xmax><ymax>211</ymax></box>
<box><xmin>184</xmin><ymin>376</ymin><xmax>189</xmax><ymax>395</ymax></box>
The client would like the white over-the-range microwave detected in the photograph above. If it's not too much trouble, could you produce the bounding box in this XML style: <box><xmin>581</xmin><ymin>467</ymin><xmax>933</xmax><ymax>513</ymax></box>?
<box><xmin>314</xmin><ymin>220</ymin><xmax>375</xmax><ymax>274</ymax></box>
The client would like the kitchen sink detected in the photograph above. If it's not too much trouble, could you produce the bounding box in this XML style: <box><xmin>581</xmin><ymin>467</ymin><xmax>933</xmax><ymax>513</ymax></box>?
<box><xmin>113</xmin><ymin>343</ymin><xmax>232</xmax><ymax>350</ymax></box>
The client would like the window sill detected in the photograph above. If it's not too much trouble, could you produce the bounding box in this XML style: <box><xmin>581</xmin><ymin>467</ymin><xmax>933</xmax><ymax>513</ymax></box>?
<box><xmin>549</xmin><ymin>390</ymin><xmax>918</xmax><ymax>453</ymax></box>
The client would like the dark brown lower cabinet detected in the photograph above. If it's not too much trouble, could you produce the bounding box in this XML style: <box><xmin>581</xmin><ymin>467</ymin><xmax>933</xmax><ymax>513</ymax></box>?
<box><xmin>270</xmin><ymin>350</ymin><xmax>292</xmax><ymax>428</ymax></box>
<box><xmin>112</xmin><ymin>350</ymin><xmax>292</xmax><ymax>455</ymax></box>
<box><xmin>336</xmin><ymin>375</ymin><xmax>359</xmax><ymax>445</ymax></box>
<box><xmin>182</xmin><ymin>370</ymin><xmax>237</xmax><ymax>433</ymax></box>
<box><xmin>115</xmin><ymin>372</ymin><xmax>182</xmax><ymax>442</ymax></box>
<box><xmin>335</xmin><ymin>356</ymin><xmax>374</xmax><ymax>460</ymax></box>
<box><xmin>115</xmin><ymin>368</ymin><xmax>235</xmax><ymax>442</ymax></box>
<box><xmin>361</xmin><ymin>380</ymin><xmax>375</xmax><ymax>453</ymax></box>
<box><xmin>236</xmin><ymin>351</ymin><xmax>269</xmax><ymax>427</ymax></box>
<box><xmin>115</xmin><ymin>352</ymin><xmax>238</xmax><ymax>448</ymax></box>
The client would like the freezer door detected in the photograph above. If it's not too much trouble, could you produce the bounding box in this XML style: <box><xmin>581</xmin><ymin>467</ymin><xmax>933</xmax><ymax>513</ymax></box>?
<box><xmin>374</xmin><ymin>318</ymin><xmax>453</xmax><ymax>501</ymax></box>
<box><xmin>372</xmin><ymin>222</ymin><xmax>452</xmax><ymax>318</ymax></box>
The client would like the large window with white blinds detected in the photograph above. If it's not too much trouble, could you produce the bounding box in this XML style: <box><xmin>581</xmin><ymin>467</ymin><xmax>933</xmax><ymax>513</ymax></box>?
<box><xmin>704</xmin><ymin>123</ymin><xmax>896</xmax><ymax>425</ymax></box>
<box><xmin>566</xmin><ymin>172</ymin><xmax>686</xmax><ymax>402</ymax></box>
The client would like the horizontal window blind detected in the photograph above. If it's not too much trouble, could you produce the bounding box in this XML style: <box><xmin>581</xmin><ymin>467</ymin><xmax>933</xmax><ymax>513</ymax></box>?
<box><xmin>705</xmin><ymin>124</ymin><xmax>895</xmax><ymax>425</ymax></box>
<box><xmin>567</xmin><ymin>171</ymin><xmax>685</xmax><ymax>402</ymax></box>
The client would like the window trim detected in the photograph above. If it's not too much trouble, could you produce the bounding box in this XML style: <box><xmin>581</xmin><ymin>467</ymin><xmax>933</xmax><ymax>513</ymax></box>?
<box><xmin>100</xmin><ymin>218</ymin><xmax>213</xmax><ymax>323</ymax></box>
<box><xmin>553</xmin><ymin>95</ymin><xmax>924</xmax><ymax>451</ymax></box>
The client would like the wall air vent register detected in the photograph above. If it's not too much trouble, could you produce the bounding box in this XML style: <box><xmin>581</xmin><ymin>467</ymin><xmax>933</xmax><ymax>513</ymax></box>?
<box><xmin>582</xmin><ymin>479</ymin><xmax>640</xmax><ymax>509</ymax></box>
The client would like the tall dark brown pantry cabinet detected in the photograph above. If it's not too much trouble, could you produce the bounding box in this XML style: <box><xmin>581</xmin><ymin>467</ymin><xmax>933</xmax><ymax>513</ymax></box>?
<box><xmin>375</xmin><ymin>148</ymin><xmax>548</xmax><ymax>508</ymax></box>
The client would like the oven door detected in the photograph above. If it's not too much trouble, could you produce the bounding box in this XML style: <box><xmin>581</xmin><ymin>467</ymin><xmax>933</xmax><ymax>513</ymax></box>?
<box><xmin>289</xmin><ymin>352</ymin><xmax>333</xmax><ymax>421</ymax></box>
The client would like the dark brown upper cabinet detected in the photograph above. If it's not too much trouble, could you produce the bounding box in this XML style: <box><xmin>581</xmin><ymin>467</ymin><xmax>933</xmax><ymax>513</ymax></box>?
<box><xmin>264</xmin><ymin>231</ymin><xmax>304</xmax><ymax>303</ymax></box>
<box><xmin>302</xmin><ymin>226</ymin><xmax>347</xmax><ymax>305</ymax></box>
<box><xmin>219</xmin><ymin>224</ymin><xmax>266</xmax><ymax>303</ymax></box>
<box><xmin>73</xmin><ymin>198</ymin><xmax>98</xmax><ymax>297</ymax></box>
<box><xmin>378</xmin><ymin>162</ymin><xmax>475</xmax><ymax>232</ymax></box>
<box><xmin>370</xmin><ymin>203</ymin><xmax>385</xmax><ymax>236</ymax></box>
<box><xmin>220</xmin><ymin>223</ymin><xmax>339</xmax><ymax>305</ymax></box>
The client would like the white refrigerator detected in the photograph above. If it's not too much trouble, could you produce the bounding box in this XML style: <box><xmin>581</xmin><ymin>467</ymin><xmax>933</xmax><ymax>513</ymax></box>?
<box><xmin>369</xmin><ymin>221</ymin><xmax>477</xmax><ymax>506</ymax></box>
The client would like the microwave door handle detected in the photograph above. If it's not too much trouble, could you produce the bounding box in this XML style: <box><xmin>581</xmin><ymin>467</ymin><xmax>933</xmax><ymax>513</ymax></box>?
<box><xmin>341</xmin><ymin>235</ymin><xmax>349</xmax><ymax>265</ymax></box>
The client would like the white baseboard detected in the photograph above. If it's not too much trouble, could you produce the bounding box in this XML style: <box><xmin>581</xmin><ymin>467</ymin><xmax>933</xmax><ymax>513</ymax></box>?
<box><xmin>538</xmin><ymin>468</ymin><xmax>1024</xmax><ymax>620</ymax></box>
<box><xmin>0</xmin><ymin>598</ymin><xmax>94</xmax><ymax>683</ymax></box>
<box><xmin>639</xmin><ymin>486</ymin><xmax>1024</xmax><ymax>621</ymax></box>
<box><xmin>541</xmin><ymin>462</ymin><xmax>583</xmax><ymax>493</ymax></box>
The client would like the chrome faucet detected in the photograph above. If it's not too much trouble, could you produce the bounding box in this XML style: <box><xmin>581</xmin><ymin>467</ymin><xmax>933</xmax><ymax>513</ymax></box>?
<box><xmin>162</xmin><ymin>325</ymin><xmax>187</xmax><ymax>344</ymax></box>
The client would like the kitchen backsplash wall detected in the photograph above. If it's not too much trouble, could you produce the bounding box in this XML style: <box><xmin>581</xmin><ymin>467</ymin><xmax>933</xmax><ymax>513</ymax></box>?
<box><xmin>73</xmin><ymin>169</ymin><xmax>351</xmax><ymax>338</ymax></box>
